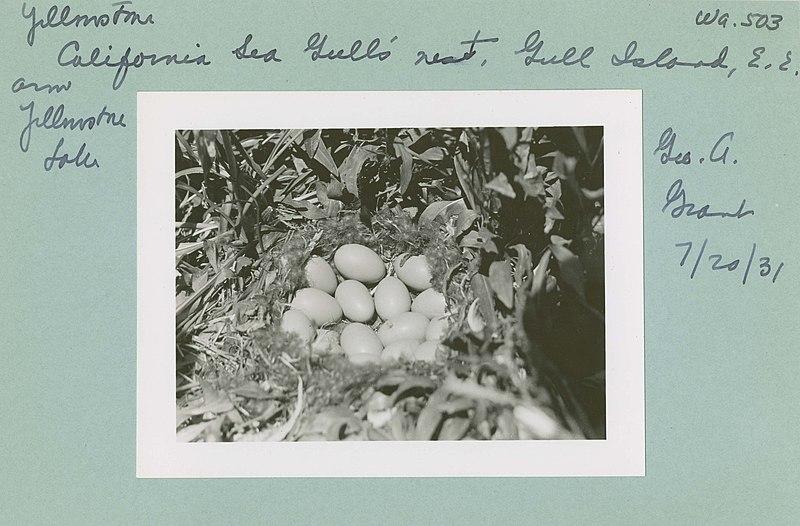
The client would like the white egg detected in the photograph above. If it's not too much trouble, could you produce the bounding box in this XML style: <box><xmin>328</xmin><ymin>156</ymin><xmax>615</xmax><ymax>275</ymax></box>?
<box><xmin>394</xmin><ymin>254</ymin><xmax>433</xmax><ymax>291</ymax></box>
<box><xmin>280</xmin><ymin>309</ymin><xmax>315</xmax><ymax>343</ymax></box>
<box><xmin>334</xmin><ymin>244</ymin><xmax>386</xmax><ymax>284</ymax></box>
<box><xmin>340</xmin><ymin>322</ymin><xmax>383</xmax><ymax>358</ymax></box>
<box><xmin>373</xmin><ymin>276</ymin><xmax>411</xmax><ymax>320</ymax></box>
<box><xmin>335</xmin><ymin>280</ymin><xmax>375</xmax><ymax>322</ymax></box>
<box><xmin>304</xmin><ymin>256</ymin><xmax>338</xmax><ymax>294</ymax></box>
<box><xmin>290</xmin><ymin>288</ymin><xmax>342</xmax><ymax>327</ymax></box>
<box><xmin>377</xmin><ymin>312</ymin><xmax>430</xmax><ymax>346</ymax></box>
<box><xmin>411</xmin><ymin>288</ymin><xmax>446</xmax><ymax>319</ymax></box>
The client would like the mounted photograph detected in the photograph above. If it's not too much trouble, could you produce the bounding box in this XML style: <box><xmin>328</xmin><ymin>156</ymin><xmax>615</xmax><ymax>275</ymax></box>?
<box><xmin>138</xmin><ymin>90</ymin><xmax>643</xmax><ymax>477</ymax></box>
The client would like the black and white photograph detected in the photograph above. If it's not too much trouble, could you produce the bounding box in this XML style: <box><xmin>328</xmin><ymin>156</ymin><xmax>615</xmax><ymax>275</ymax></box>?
<box><xmin>174</xmin><ymin>125</ymin><xmax>606</xmax><ymax>442</ymax></box>
<box><xmin>138</xmin><ymin>90</ymin><xmax>643</xmax><ymax>477</ymax></box>
<box><xmin>8</xmin><ymin>0</ymin><xmax>796</xmax><ymax>518</ymax></box>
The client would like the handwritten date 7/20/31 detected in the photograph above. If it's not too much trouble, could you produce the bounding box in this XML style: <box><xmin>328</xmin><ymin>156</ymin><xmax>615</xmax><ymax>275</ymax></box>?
<box><xmin>674</xmin><ymin>239</ymin><xmax>784</xmax><ymax>284</ymax></box>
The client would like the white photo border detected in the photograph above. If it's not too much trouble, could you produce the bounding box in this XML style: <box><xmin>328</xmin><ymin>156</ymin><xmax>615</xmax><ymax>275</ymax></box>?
<box><xmin>137</xmin><ymin>90</ymin><xmax>644</xmax><ymax>478</ymax></box>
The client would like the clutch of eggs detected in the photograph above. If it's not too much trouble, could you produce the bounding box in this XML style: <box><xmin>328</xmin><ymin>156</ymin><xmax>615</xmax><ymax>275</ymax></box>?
<box><xmin>280</xmin><ymin>245</ymin><xmax>446</xmax><ymax>364</ymax></box>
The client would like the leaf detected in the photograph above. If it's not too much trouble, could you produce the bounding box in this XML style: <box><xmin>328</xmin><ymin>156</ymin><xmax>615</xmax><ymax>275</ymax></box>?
<box><xmin>515</xmin><ymin>127</ymin><xmax>537</xmax><ymax>174</ymax></box>
<box><xmin>531</xmin><ymin>248</ymin><xmax>551</xmax><ymax>296</ymax></box>
<box><xmin>444</xmin><ymin>198</ymin><xmax>480</xmax><ymax>237</ymax></box>
<box><xmin>367</xmin><ymin>426</ymin><xmax>393</xmax><ymax>440</ymax></box>
<box><xmin>388</xmin><ymin>411</ymin><xmax>409</xmax><ymax>440</ymax></box>
<box><xmin>375</xmin><ymin>370</ymin><xmax>410</xmax><ymax>392</ymax></box>
<box><xmin>513</xmin><ymin>405</ymin><xmax>562</xmax><ymax>440</ymax></box>
<box><xmin>485</xmin><ymin>173</ymin><xmax>516</xmax><ymax>199</ymax></box>
<box><xmin>571</xmin><ymin>126</ymin><xmax>591</xmax><ymax>164</ymax></box>
<box><xmin>439</xmin><ymin>397</ymin><xmax>475</xmax><ymax>415</ymax></box>
<box><xmin>495</xmin><ymin>409</ymin><xmax>519</xmax><ymax>439</ymax></box>
<box><xmin>460</xmin><ymin>227</ymin><xmax>498</xmax><ymax>254</ymax></box>
<box><xmin>545</xmin><ymin>206</ymin><xmax>564</xmax><ymax>221</ymax></box>
<box><xmin>438</xmin><ymin>416</ymin><xmax>471</xmax><ymax>441</ymax></box>
<box><xmin>489</xmin><ymin>260</ymin><xmax>514</xmax><ymax>309</ymax></box>
<box><xmin>327</xmin><ymin>180</ymin><xmax>345</xmax><ymax>199</ymax></box>
<box><xmin>190</xmin><ymin>269</ymin><xmax>210</xmax><ymax>292</ymax></box>
<box><xmin>497</xmin><ymin>127</ymin><xmax>518</xmax><ymax>151</ymax></box>
<box><xmin>339</xmin><ymin>145</ymin><xmax>371</xmax><ymax>197</ymax></box>
<box><xmin>390</xmin><ymin>376</ymin><xmax>437</xmax><ymax>406</ymax></box>
<box><xmin>418</xmin><ymin>146</ymin><xmax>447</xmax><ymax>162</ymax></box>
<box><xmin>414</xmin><ymin>389</ymin><xmax>448</xmax><ymax>440</ymax></box>
<box><xmin>203</xmin><ymin>241</ymin><xmax>218</xmax><ymax>273</ymax></box>
<box><xmin>234</xmin><ymin>256</ymin><xmax>253</xmax><ymax>273</ymax></box>
<box><xmin>394</xmin><ymin>141</ymin><xmax>414</xmax><ymax>194</ymax></box>
<box><xmin>460</xmin><ymin>231</ymin><xmax>480</xmax><ymax>247</ymax></box>
<box><xmin>466</xmin><ymin>298</ymin><xmax>485</xmax><ymax>333</ymax></box>
<box><xmin>313</xmin><ymin>135</ymin><xmax>339</xmax><ymax>177</ymax></box>
<box><xmin>547</xmin><ymin>178</ymin><xmax>562</xmax><ymax>201</ymax></box>
<box><xmin>198</xmin><ymin>129</ymin><xmax>217</xmax><ymax>160</ymax></box>
<box><xmin>441</xmin><ymin>378</ymin><xmax>519</xmax><ymax>406</ymax></box>
<box><xmin>454</xmin><ymin>143</ymin><xmax>478</xmax><ymax>210</ymax></box>
<box><xmin>419</xmin><ymin>199</ymin><xmax>478</xmax><ymax>238</ymax></box>
<box><xmin>515</xmin><ymin>173</ymin><xmax>545</xmax><ymax>199</ymax></box>
<box><xmin>291</xmin><ymin>155</ymin><xmax>308</xmax><ymax>174</ymax></box>
<box><xmin>302</xmin><ymin>129</ymin><xmax>320</xmax><ymax>158</ymax></box>
<box><xmin>470</xmin><ymin>273</ymin><xmax>495</xmax><ymax>330</ymax></box>
<box><xmin>550</xmin><ymin>236</ymin><xmax>586</xmax><ymax>300</ymax></box>
<box><xmin>509</xmin><ymin>244</ymin><xmax>532</xmax><ymax>289</ymax></box>
<box><xmin>453</xmin><ymin>210</ymin><xmax>479</xmax><ymax>238</ymax></box>
<box><xmin>544</xmin><ymin>180</ymin><xmax>563</xmax><ymax>221</ymax></box>
<box><xmin>419</xmin><ymin>200</ymin><xmax>452</xmax><ymax>226</ymax></box>
<box><xmin>407</xmin><ymin>131</ymin><xmax>436</xmax><ymax>153</ymax></box>
<box><xmin>315</xmin><ymin>180</ymin><xmax>329</xmax><ymax>206</ymax></box>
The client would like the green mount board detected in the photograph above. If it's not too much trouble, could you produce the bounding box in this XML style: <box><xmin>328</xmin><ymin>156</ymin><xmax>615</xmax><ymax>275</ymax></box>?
<box><xmin>1</xmin><ymin>1</ymin><xmax>798</xmax><ymax>523</ymax></box>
